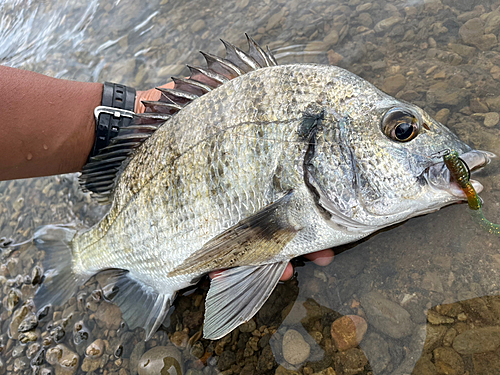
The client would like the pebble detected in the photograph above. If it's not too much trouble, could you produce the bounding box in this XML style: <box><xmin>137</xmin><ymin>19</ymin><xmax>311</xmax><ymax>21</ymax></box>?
<box><xmin>443</xmin><ymin>328</ymin><xmax>458</xmax><ymax>347</ymax></box>
<box><xmin>459</xmin><ymin>17</ymin><xmax>498</xmax><ymax>50</ymax></box>
<box><xmin>183</xmin><ymin>311</ymin><xmax>203</xmax><ymax>330</ymax></box>
<box><xmin>357</xmin><ymin>13</ymin><xmax>373</xmax><ymax>28</ymax></box>
<box><xmin>217</xmin><ymin>350</ymin><xmax>236</xmax><ymax>371</ymax></box>
<box><xmin>323</xmin><ymin>30</ymin><xmax>339</xmax><ymax>48</ymax></box>
<box><xmin>424</xmin><ymin>324</ymin><xmax>448</xmax><ymax>353</ymax></box>
<box><xmin>483</xmin><ymin>112</ymin><xmax>499</xmax><ymax>127</ymax></box>
<box><xmin>275</xmin><ymin>365</ymin><xmax>300</xmax><ymax>375</ymax></box>
<box><xmin>491</xmin><ymin>65</ymin><xmax>500</xmax><ymax>80</ymax></box>
<box><xmin>413</xmin><ymin>356</ymin><xmax>437</xmax><ymax>375</ymax></box>
<box><xmin>13</xmin><ymin>356</ymin><xmax>29</xmax><ymax>371</ymax></box>
<box><xmin>360</xmin><ymin>291</ymin><xmax>413</xmax><ymax>339</ymax></box>
<box><xmin>45</xmin><ymin>344</ymin><xmax>79</xmax><ymax>375</ymax></box>
<box><xmin>470</xmin><ymin>98</ymin><xmax>489</xmax><ymax>113</ymax></box>
<box><xmin>424</xmin><ymin>0</ymin><xmax>443</xmax><ymax>14</ymax></box>
<box><xmin>12</xmin><ymin>345</ymin><xmax>25</xmax><ymax>358</ymax></box>
<box><xmin>434</xmin><ymin>347</ymin><xmax>464</xmax><ymax>375</ymax></box>
<box><xmin>85</xmin><ymin>338</ymin><xmax>104</xmax><ymax>358</ymax></box>
<box><xmin>459</xmin><ymin>18</ymin><xmax>484</xmax><ymax>46</ymax></box>
<box><xmin>327</xmin><ymin>50</ymin><xmax>344</xmax><ymax>66</ymax></box>
<box><xmin>266</xmin><ymin>8</ymin><xmax>286</xmax><ymax>31</ymax></box>
<box><xmin>129</xmin><ymin>341</ymin><xmax>145</xmax><ymax>375</ymax></box>
<box><xmin>190</xmin><ymin>341</ymin><xmax>204</xmax><ymax>359</ymax></box>
<box><xmin>427</xmin><ymin>310</ymin><xmax>454</xmax><ymax>325</ymax></box>
<box><xmin>486</xmin><ymin>96</ymin><xmax>500</xmax><ymax>111</ymax></box>
<box><xmin>330</xmin><ymin>315</ymin><xmax>367</xmax><ymax>351</ymax></box>
<box><xmin>427</xmin><ymin>82</ymin><xmax>467</xmax><ymax>107</ymax></box>
<box><xmin>18</xmin><ymin>313</ymin><xmax>38</xmax><ymax>332</ymax></box>
<box><xmin>434</xmin><ymin>108</ymin><xmax>450</xmax><ymax>125</ymax></box>
<box><xmin>9</xmin><ymin>304</ymin><xmax>29</xmax><ymax>340</ymax></box>
<box><xmin>138</xmin><ymin>346</ymin><xmax>183</xmax><ymax>375</ymax></box>
<box><xmin>433</xmin><ymin>71</ymin><xmax>446</xmax><ymax>80</ymax></box>
<box><xmin>453</xmin><ymin>327</ymin><xmax>500</xmax><ymax>354</ymax></box>
<box><xmin>95</xmin><ymin>302</ymin><xmax>122</xmax><ymax>330</ymax></box>
<box><xmin>374</xmin><ymin>16</ymin><xmax>402</xmax><ymax>33</ymax></box>
<box><xmin>6</xmin><ymin>288</ymin><xmax>21</xmax><ymax>311</ymax></box>
<box><xmin>190</xmin><ymin>20</ymin><xmax>205</xmax><ymax>33</ymax></box>
<box><xmin>282</xmin><ymin>329</ymin><xmax>310</xmax><ymax>366</ymax></box>
<box><xmin>239</xmin><ymin>319</ymin><xmax>256</xmax><ymax>333</ymax></box>
<box><xmin>81</xmin><ymin>357</ymin><xmax>100</xmax><ymax>373</ymax></box>
<box><xmin>382</xmin><ymin>74</ymin><xmax>406</xmax><ymax>96</ymax></box>
<box><xmin>335</xmin><ymin>348</ymin><xmax>368</xmax><ymax>373</ymax></box>
<box><xmin>360</xmin><ymin>333</ymin><xmax>390</xmax><ymax>373</ymax></box>
<box><xmin>473</xmin><ymin>352</ymin><xmax>500</xmax><ymax>374</ymax></box>
<box><xmin>311</xmin><ymin>368</ymin><xmax>336</xmax><ymax>375</ymax></box>
<box><xmin>170</xmin><ymin>329</ymin><xmax>189</xmax><ymax>349</ymax></box>
<box><xmin>27</xmin><ymin>342</ymin><xmax>41</xmax><ymax>359</ymax></box>
<box><xmin>448</xmin><ymin>43</ymin><xmax>475</xmax><ymax>57</ymax></box>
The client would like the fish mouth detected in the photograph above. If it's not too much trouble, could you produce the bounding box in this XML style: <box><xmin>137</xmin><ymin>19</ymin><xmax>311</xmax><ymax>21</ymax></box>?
<box><xmin>425</xmin><ymin>150</ymin><xmax>495</xmax><ymax>198</ymax></box>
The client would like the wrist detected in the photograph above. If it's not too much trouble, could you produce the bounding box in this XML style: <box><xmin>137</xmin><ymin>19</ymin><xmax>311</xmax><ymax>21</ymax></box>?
<box><xmin>89</xmin><ymin>82</ymin><xmax>136</xmax><ymax>160</ymax></box>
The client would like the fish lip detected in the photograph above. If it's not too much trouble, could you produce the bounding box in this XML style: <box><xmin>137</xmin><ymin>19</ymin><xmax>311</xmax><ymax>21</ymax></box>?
<box><xmin>424</xmin><ymin>150</ymin><xmax>495</xmax><ymax>198</ymax></box>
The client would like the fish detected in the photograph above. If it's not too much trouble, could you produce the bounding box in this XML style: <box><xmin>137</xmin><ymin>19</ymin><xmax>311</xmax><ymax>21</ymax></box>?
<box><xmin>33</xmin><ymin>35</ymin><xmax>493</xmax><ymax>341</ymax></box>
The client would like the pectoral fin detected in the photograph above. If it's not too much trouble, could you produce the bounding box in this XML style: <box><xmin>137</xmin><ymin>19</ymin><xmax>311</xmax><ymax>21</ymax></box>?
<box><xmin>170</xmin><ymin>191</ymin><xmax>299</xmax><ymax>276</ymax></box>
<box><xmin>203</xmin><ymin>262</ymin><xmax>288</xmax><ymax>340</ymax></box>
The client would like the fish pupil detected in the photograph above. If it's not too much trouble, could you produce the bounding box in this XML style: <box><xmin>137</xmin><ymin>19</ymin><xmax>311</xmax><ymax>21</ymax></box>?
<box><xmin>395</xmin><ymin>121</ymin><xmax>414</xmax><ymax>141</ymax></box>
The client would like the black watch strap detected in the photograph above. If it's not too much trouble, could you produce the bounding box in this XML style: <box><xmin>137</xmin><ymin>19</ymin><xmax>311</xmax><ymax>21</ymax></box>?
<box><xmin>90</xmin><ymin>82</ymin><xmax>136</xmax><ymax>158</ymax></box>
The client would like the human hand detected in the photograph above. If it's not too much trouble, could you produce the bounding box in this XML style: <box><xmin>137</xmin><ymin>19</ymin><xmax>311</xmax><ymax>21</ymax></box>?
<box><xmin>135</xmin><ymin>82</ymin><xmax>175</xmax><ymax>113</ymax></box>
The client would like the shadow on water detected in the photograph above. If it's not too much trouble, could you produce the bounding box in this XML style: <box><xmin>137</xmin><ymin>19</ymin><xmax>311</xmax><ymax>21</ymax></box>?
<box><xmin>2</xmin><ymin>0</ymin><xmax>500</xmax><ymax>374</ymax></box>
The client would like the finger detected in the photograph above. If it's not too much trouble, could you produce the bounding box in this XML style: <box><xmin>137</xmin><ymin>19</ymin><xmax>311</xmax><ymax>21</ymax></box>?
<box><xmin>304</xmin><ymin>249</ymin><xmax>334</xmax><ymax>266</ymax></box>
<box><xmin>209</xmin><ymin>269</ymin><xmax>224</xmax><ymax>279</ymax></box>
<box><xmin>135</xmin><ymin>81</ymin><xmax>175</xmax><ymax>113</ymax></box>
<box><xmin>280</xmin><ymin>262</ymin><xmax>294</xmax><ymax>281</ymax></box>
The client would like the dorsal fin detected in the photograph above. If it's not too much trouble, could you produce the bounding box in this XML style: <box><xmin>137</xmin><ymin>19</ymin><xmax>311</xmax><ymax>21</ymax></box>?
<box><xmin>80</xmin><ymin>35</ymin><xmax>278</xmax><ymax>203</ymax></box>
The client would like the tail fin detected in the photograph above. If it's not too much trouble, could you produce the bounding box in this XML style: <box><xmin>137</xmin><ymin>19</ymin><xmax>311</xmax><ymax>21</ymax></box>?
<box><xmin>33</xmin><ymin>225</ymin><xmax>90</xmax><ymax>309</ymax></box>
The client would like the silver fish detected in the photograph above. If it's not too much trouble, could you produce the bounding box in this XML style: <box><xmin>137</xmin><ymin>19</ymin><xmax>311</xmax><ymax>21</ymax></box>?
<box><xmin>34</xmin><ymin>35</ymin><xmax>493</xmax><ymax>340</ymax></box>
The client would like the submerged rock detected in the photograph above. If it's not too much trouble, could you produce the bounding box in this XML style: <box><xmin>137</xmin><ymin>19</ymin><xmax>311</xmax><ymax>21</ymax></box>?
<box><xmin>360</xmin><ymin>333</ymin><xmax>390</xmax><ymax>373</ymax></box>
<box><xmin>130</xmin><ymin>341</ymin><xmax>146</xmax><ymax>375</ymax></box>
<box><xmin>85</xmin><ymin>339</ymin><xmax>104</xmax><ymax>359</ymax></box>
<box><xmin>138</xmin><ymin>346</ymin><xmax>183</xmax><ymax>375</ymax></box>
<box><xmin>45</xmin><ymin>344</ymin><xmax>79</xmax><ymax>375</ymax></box>
<box><xmin>360</xmin><ymin>291</ymin><xmax>413</xmax><ymax>339</ymax></box>
<box><xmin>434</xmin><ymin>347</ymin><xmax>464</xmax><ymax>375</ymax></box>
<box><xmin>330</xmin><ymin>315</ymin><xmax>367</xmax><ymax>351</ymax></box>
<box><xmin>453</xmin><ymin>327</ymin><xmax>500</xmax><ymax>354</ymax></box>
<box><xmin>95</xmin><ymin>302</ymin><xmax>122</xmax><ymax>330</ymax></box>
<box><xmin>282</xmin><ymin>329</ymin><xmax>310</xmax><ymax>366</ymax></box>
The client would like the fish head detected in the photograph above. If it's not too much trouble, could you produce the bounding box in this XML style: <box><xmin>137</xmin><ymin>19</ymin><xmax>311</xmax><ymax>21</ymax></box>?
<box><xmin>305</xmin><ymin>69</ymin><xmax>493</xmax><ymax>232</ymax></box>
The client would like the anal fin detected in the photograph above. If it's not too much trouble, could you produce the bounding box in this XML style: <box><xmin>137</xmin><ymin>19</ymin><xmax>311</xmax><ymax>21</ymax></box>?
<box><xmin>204</xmin><ymin>262</ymin><xmax>288</xmax><ymax>340</ymax></box>
<box><xmin>98</xmin><ymin>269</ymin><xmax>174</xmax><ymax>341</ymax></box>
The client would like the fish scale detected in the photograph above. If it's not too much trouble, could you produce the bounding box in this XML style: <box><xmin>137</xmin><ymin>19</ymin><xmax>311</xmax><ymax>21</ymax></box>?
<box><xmin>34</xmin><ymin>37</ymin><xmax>493</xmax><ymax>341</ymax></box>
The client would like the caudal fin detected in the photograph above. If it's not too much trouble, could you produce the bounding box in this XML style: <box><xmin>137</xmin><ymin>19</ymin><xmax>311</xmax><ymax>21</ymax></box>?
<box><xmin>33</xmin><ymin>225</ymin><xmax>90</xmax><ymax>309</ymax></box>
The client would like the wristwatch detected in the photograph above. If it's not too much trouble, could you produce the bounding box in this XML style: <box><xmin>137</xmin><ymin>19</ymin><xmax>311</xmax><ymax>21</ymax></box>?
<box><xmin>90</xmin><ymin>82</ymin><xmax>136</xmax><ymax>158</ymax></box>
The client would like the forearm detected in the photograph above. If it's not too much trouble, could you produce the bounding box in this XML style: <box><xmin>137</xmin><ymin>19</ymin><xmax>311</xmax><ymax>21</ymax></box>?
<box><xmin>0</xmin><ymin>66</ymin><xmax>102</xmax><ymax>180</ymax></box>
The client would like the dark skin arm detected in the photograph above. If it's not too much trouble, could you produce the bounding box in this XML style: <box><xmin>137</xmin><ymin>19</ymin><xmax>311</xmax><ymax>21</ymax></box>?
<box><xmin>0</xmin><ymin>66</ymin><xmax>334</xmax><ymax>278</ymax></box>
<box><xmin>0</xmin><ymin>65</ymin><xmax>162</xmax><ymax>180</ymax></box>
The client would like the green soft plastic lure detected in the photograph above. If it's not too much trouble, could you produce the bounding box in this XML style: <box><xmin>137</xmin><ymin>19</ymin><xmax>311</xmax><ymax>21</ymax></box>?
<box><xmin>443</xmin><ymin>150</ymin><xmax>500</xmax><ymax>235</ymax></box>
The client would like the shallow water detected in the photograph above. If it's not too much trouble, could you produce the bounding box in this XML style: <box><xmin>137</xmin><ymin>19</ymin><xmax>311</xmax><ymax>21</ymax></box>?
<box><xmin>2</xmin><ymin>0</ymin><xmax>500</xmax><ymax>374</ymax></box>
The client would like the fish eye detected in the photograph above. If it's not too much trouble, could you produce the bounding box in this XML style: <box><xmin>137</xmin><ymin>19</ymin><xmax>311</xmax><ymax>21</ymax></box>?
<box><xmin>382</xmin><ymin>108</ymin><xmax>420</xmax><ymax>142</ymax></box>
